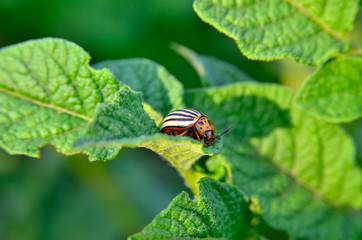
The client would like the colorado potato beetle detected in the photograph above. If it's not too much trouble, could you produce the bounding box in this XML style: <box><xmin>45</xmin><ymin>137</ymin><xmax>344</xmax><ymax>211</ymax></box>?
<box><xmin>160</xmin><ymin>109</ymin><xmax>233</xmax><ymax>146</ymax></box>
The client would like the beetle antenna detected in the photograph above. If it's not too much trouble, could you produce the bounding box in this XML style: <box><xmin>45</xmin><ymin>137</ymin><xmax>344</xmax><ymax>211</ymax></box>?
<box><xmin>215</xmin><ymin>126</ymin><xmax>233</xmax><ymax>140</ymax></box>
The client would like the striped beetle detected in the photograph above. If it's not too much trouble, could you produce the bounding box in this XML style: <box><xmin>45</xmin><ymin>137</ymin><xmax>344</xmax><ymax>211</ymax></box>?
<box><xmin>160</xmin><ymin>109</ymin><xmax>233</xmax><ymax>146</ymax></box>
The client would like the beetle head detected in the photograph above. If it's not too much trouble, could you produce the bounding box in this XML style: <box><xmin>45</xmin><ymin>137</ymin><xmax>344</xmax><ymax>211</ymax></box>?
<box><xmin>204</xmin><ymin>130</ymin><xmax>215</xmax><ymax>146</ymax></box>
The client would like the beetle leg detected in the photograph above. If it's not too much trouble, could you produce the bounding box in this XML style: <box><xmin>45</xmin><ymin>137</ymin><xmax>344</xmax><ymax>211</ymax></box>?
<box><xmin>194</xmin><ymin>128</ymin><xmax>201</xmax><ymax>141</ymax></box>
<box><xmin>179</xmin><ymin>130</ymin><xmax>189</xmax><ymax>137</ymax></box>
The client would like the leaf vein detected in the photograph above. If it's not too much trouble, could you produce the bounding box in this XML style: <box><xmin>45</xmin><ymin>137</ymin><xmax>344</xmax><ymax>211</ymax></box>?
<box><xmin>284</xmin><ymin>0</ymin><xmax>348</xmax><ymax>42</ymax></box>
<box><xmin>8</xmin><ymin>52</ymin><xmax>52</xmax><ymax>101</ymax></box>
<box><xmin>38</xmin><ymin>45</ymin><xmax>88</xmax><ymax>116</ymax></box>
<box><xmin>0</xmin><ymin>87</ymin><xmax>91</xmax><ymax>121</ymax></box>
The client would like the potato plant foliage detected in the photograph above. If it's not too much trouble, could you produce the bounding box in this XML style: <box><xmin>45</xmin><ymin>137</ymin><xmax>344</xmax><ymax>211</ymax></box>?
<box><xmin>0</xmin><ymin>1</ymin><xmax>361</xmax><ymax>239</ymax></box>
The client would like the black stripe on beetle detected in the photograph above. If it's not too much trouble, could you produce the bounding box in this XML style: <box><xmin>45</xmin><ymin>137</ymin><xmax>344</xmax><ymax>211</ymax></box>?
<box><xmin>176</xmin><ymin>109</ymin><xmax>199</xmax><ymax>117</ymax></box>
<box><xmin>162</xmin><ymin>118</ymin><xmax>195</xmax><ymax>123</ymax></box>
<box><xmin>167</xmin><ymin>113</ymin><xmax>196</xmax><ymax>118</ymax></box>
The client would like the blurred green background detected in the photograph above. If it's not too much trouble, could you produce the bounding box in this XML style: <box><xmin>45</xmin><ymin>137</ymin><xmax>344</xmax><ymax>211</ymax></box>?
<box><xmin>0</xmin><ymin>0</ymin><xmax>361</xmax><ymax>239</ymax></box>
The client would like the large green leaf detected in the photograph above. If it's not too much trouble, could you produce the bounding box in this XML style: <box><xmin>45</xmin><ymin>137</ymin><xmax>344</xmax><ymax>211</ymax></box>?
<box><xmin>93</xmin><ymin>58</ymin><xmax>184</xmax><ymax>116</ymax></box>
<box><xmin>74</xmin><ymin>90</ymin><xmax>159</xmax><ymax>146</ymax></box>
<box><xmin>0</xmin><ymin>39</ymin><xmax>189</xmax><ymax>161</ymax></box>
<box><xmin>185</xmin><ymin>82</ymin><xmax>362</xmax><ymax>240</ymax></box>
<box><xmin>296</xmin><ymin>56</ymin><xmax>362</xmax><ymax>122</ymax></box>
<box><xmin>172</xmin><ymin>43</ymin><xmax>253</xmax><ymax>87</ymax></box>
<box><xmin>0</xmin><ymin>38</ymin><xmax>123</xmax><ymax>157</ymax></box>
<box><xmin>129</xmin><ymin>177</ymin><xmax>249</xmax><ymax>240</ymax></box>
<box><xmin>74</xmin><ymin>89</ymin><xmax>225</xmax><ymax>193</ymax></box>
<box><xmin>193</xmin><ymin>0</ymin><xmax>358</xmax><ymax>65</ymax></box>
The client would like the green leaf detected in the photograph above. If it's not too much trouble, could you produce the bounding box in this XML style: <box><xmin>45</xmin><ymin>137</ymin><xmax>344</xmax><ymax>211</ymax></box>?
<box><xmin>172</xmin><ymin>43</ymin><xmax>253</xmax><ymax>87</ymax></box>
<box><xmin>0</xmin><ymin>38</ymin><xmax>124</xmax><ymax>158</ymax></box>
<box><xmin>74</xmin><ymin>89</ymin><xmax>159</xmax><ymax>145</ymax></box>
<box><xmin>129</xmin><ymin>177</ymin><xmax>249</xmax><ymax>240</ymax></box>
<box><xmin>142</xmin><ymin>102</ymin><xmax>164</xmax><ymax>126</ymax></box>
<box><xmin>123</xmin><ymin>134</ymin><xmax>225</xmax><ymax>193</ymax></box>
<box><xmin>74</xmin><ymin>89</ymin><xmax>225</xmax><ymax>192</ymax></box>
<box><xmin>93</xmin><ymin>58</ymin><xmax>184</xmax><ymax>116</ymax></box>
<box><xmin>296</xmin><ymin>56</ymin><xmax>362</xmax><ymax>122</ymax></box>
<box><xmin>193</xmin><ymin>0</ymin><xmax>358</xmax><ymax>65</ymax></box>
<box><xmin>185</xmin><ymin>82</ymin><xmax>362</xmax><ymax>240</ymax></box>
